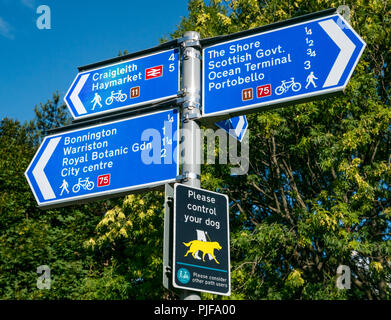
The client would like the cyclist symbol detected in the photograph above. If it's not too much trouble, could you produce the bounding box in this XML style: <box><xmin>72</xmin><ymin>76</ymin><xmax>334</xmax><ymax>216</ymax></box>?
<box><xmin>275</xmin><ymin>77</ymin><xmax>302</xmax><ymax>95</ymax></box>
<box><xmin>105</xmin><ymin>90</ymin><xmax>127</xmax><ymax>105</ymax></box>
<box><xmin>72</xmin><ymin>177</ymin><xmax>94</xmax><ymax>193</ymax></box>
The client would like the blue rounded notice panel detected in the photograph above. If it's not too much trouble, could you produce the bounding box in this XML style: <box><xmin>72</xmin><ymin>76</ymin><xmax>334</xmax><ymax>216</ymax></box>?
<box><xmin>25</xmin><ymin>109</ymin><xmax>179</xmax><ymax>208</ymax></box>
<box><xmin>203</xmin><ymin>13</ymin><xmax>366</xmax><ymax>118</ymax></box>
<box><xmin>64</xmin><ymin>49</ymin><xmax>180</xmax><ymax>120</ymax></box>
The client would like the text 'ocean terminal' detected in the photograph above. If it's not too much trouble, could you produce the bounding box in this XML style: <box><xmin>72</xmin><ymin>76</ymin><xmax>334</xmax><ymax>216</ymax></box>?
<box><xmin>206</xmin><ymin>41</ymin><xmax>292</xmax><ymax>91</ymax></box>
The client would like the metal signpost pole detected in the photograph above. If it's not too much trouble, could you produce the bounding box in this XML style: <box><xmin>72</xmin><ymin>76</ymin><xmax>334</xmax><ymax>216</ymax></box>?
<box><xmin>179</xmin><ymin>31</ymin><xmax>202</xmax><ymax>300</ymax></box>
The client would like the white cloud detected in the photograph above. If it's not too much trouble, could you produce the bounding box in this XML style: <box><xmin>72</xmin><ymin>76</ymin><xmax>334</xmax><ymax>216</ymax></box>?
<box><xmin>0</xmin><ymin>17</ymin><xmax>14</xmax><ymax>39</ymax></box>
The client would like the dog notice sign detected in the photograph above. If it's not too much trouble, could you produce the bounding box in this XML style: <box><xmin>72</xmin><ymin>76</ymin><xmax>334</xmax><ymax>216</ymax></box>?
<box><xmin>172</xmin><ymin>183</ymin><xmax>230</xmax><ymax>295</ymax></box>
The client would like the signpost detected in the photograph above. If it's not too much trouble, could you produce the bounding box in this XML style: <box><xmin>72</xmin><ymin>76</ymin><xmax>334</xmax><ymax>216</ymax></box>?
<box><xmin>202</xmin><ymin>13</ymin><xmax>366</xmax><ymax>118</ymax></box>
<box><xmin>172</xmin><ymin>183</ymin><xmax>230</xmax><ymax>296</ymax></box>
<box><xmin>64</xmin><ymin>49</ymin><xmax>179</xmax><ymax>120</ymax></box>
<box><xmin>25</xmin><ymin>109</ymin><xmax>179</xmax><ymax>208</ymax></box>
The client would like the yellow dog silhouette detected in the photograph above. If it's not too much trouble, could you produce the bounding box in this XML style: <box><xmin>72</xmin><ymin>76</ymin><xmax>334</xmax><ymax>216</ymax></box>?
<box><xmin>183</xmin><ymin>240</ymin><xmax>222</xmax><ymax>264</ymax></box>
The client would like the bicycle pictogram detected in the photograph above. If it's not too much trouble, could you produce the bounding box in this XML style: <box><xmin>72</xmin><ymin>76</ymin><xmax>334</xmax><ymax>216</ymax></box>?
<box><xmin>275</xmin><ymin>78</ymin><xmax>302</xmax><ymax>95</ymax></box>
<box><xmin>72</xmin><ymin>177</ymin><xmax>94</xmax><ymax>193</ymax></box>
<box><xmin>105</xmin><ymin>90</ymin><xmax>127</xmax><ymax>105</ymax></box>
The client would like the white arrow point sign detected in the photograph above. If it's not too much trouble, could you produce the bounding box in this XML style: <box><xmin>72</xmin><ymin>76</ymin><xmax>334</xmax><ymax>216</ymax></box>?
<box><xmin>319</xmin><ymin>19</ymin><xmax>356</xmax><ymax>88</ymax></box>
<box><xmin>32</xmin><ymin>137</ymin><xmax>61</xmax><ymax>200</ymax></box>
<box><xmin>70</xmin><ymin>74</ymin><xmax>89</xmax><ymax>115</ymax></box>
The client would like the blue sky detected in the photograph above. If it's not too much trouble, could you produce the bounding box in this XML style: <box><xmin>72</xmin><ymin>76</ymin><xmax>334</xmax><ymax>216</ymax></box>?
<box><xmin>0</xmin><ymin>0</ymin><xmax>189</xmax><ymax>123</ymax></box>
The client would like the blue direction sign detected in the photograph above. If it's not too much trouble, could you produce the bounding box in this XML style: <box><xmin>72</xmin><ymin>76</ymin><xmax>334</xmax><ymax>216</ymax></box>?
<box><xmin>64</xmin><ymin>49</ymin><xmax>179</xmax><ymax>120</ymax></box>
<box><xmin>215</xmin><ymin>115</ymin><xmax>248</xmax><ymax>142</ymax></box>
<box><xmin>25</xmin><ymin>109</ymin><xmax>179</xmax><ymax>208</ymax></box>
<box><xmin>202</xmin><ymin>13</ymin><xmax>366</xmax><ymax>118</ymax></box>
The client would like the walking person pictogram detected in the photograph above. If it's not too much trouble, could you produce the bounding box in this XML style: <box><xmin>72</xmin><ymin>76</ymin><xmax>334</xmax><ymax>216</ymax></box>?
<box><xmin>305</xmin><ymin>71</ymin><xmax>318</xmax><ymax>89</ymax></box>
<box><xmin>59</xmin><ymin>179</ymin><xmax>69</xmax><ymax>195</ymax></box>
<box><xmin>91</xmin><ymin>92</ymin><xmax>102</xmax><ymax>110</ymax></box>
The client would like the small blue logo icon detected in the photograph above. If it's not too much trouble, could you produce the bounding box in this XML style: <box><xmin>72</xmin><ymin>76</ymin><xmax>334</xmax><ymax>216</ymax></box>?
<box><xmin>177</xmin><ymin>268</ymin><xmax>190</xmax><ymax>284</ymax></box>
